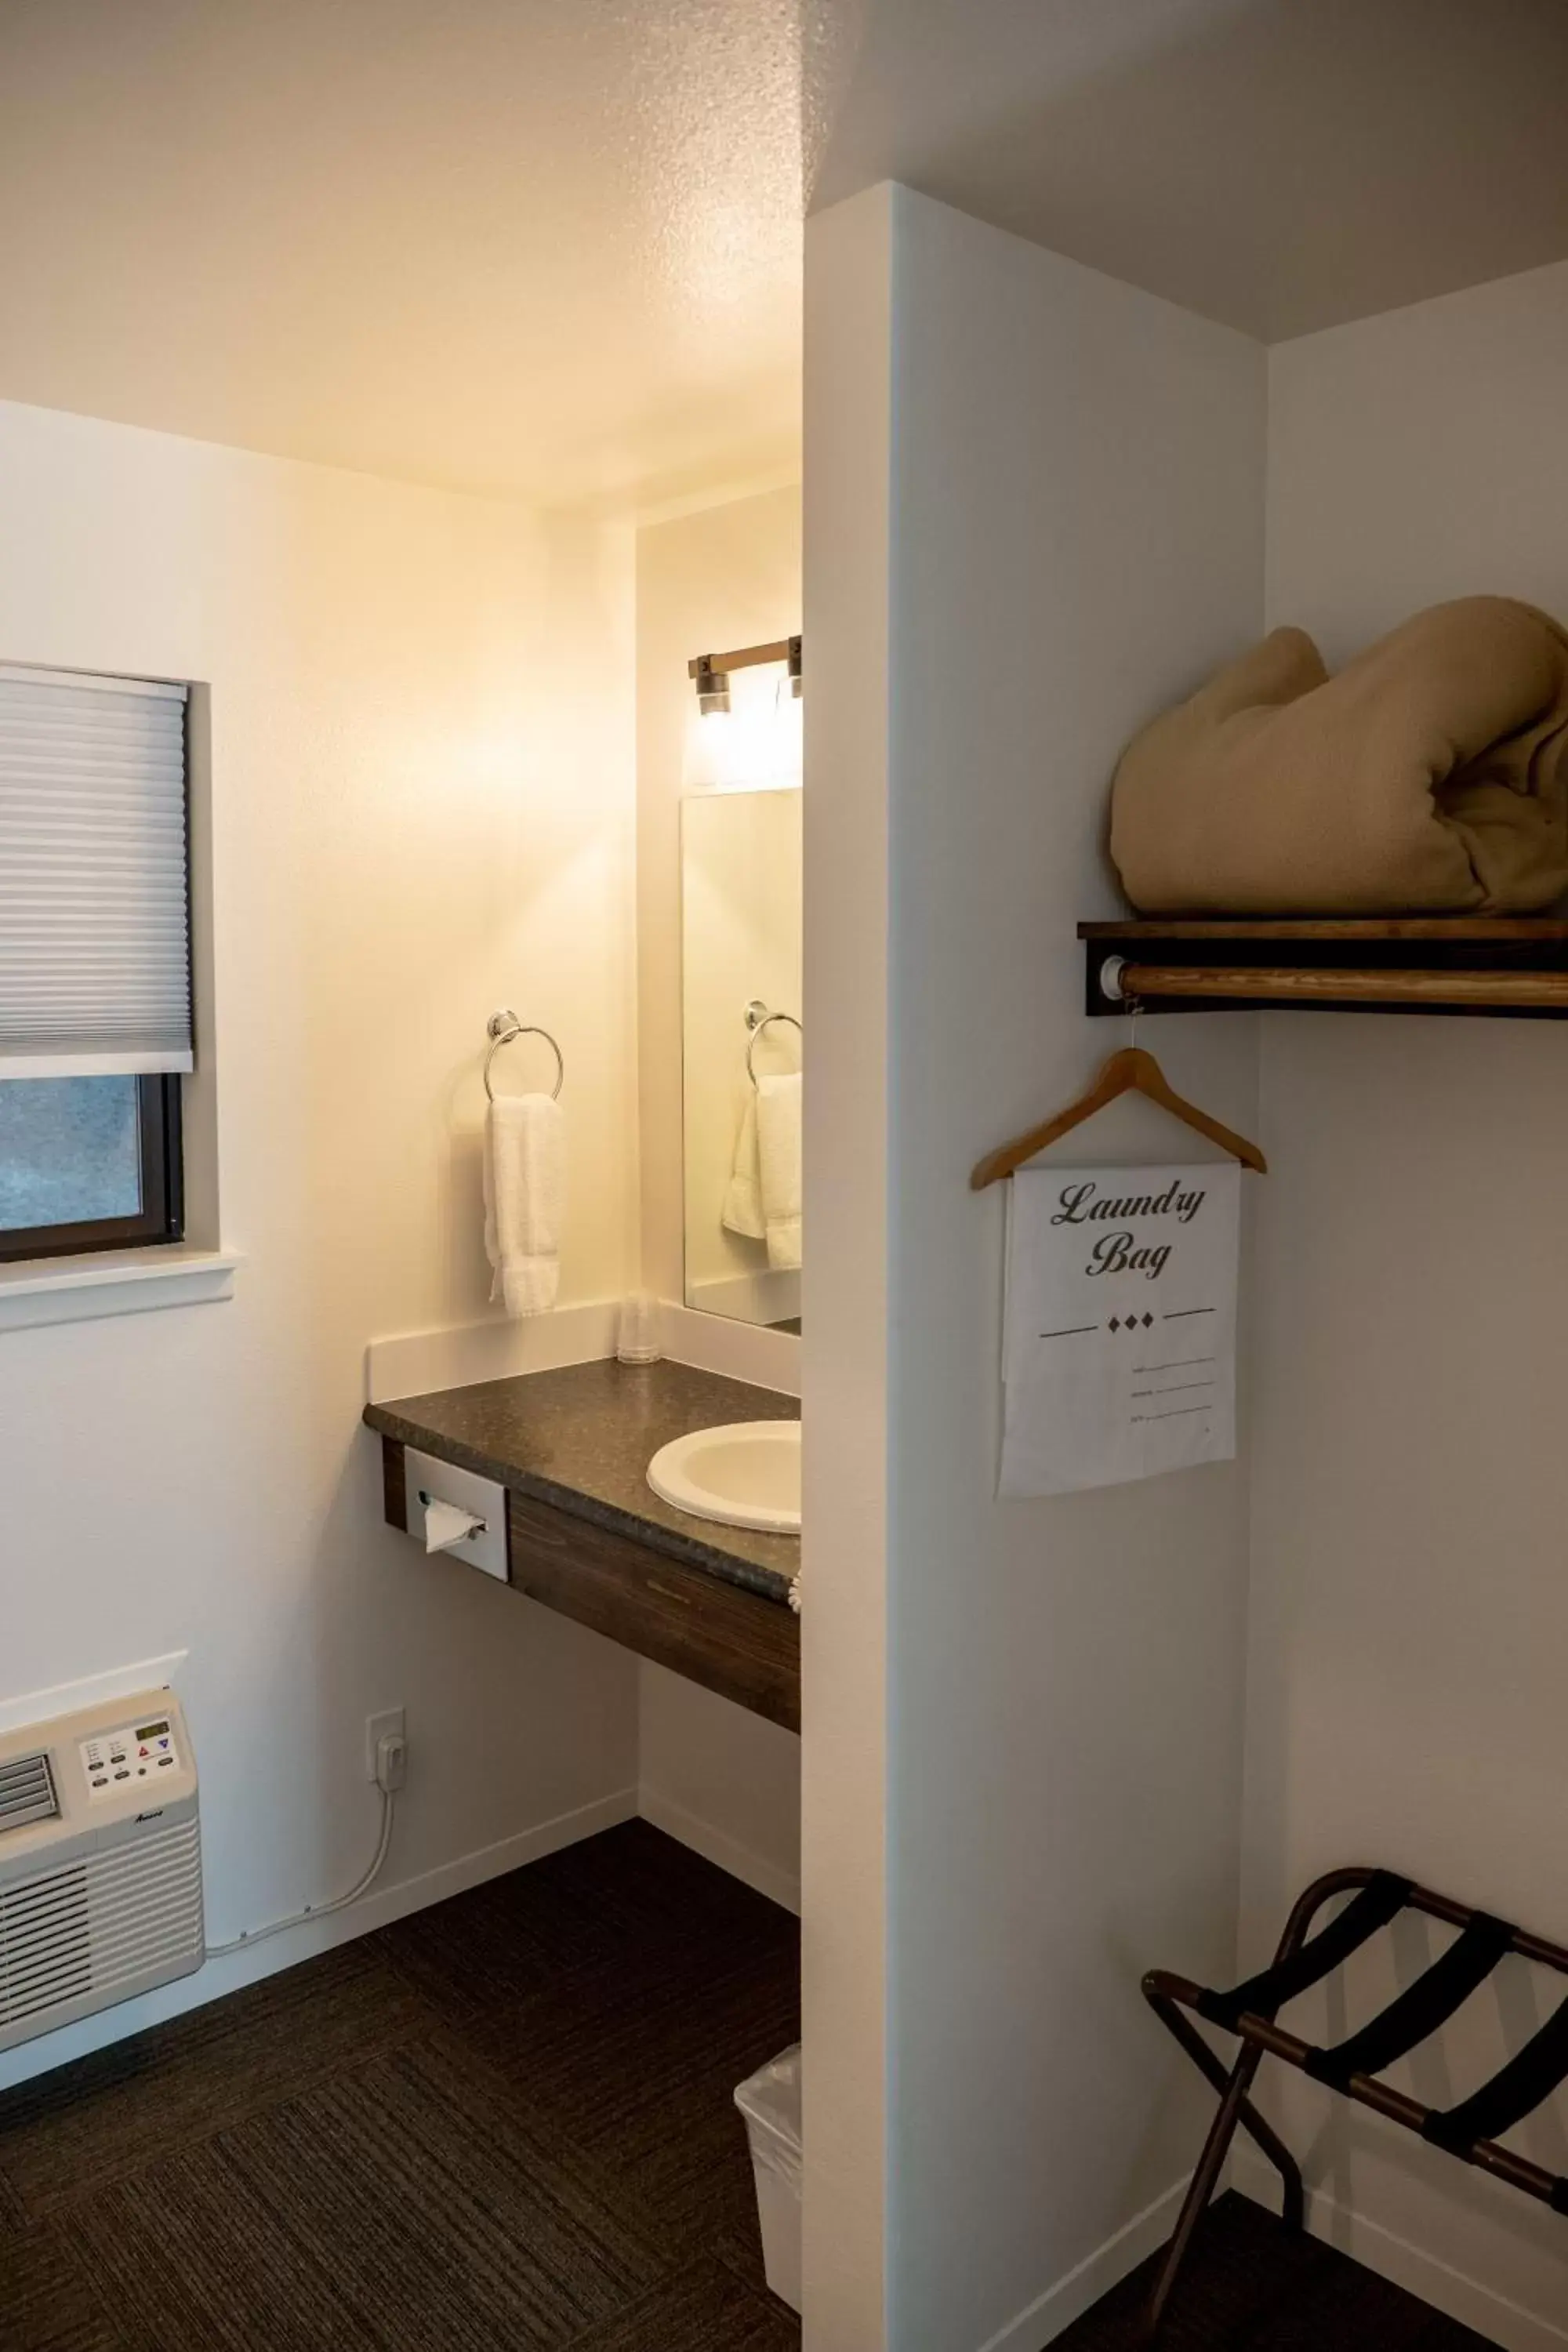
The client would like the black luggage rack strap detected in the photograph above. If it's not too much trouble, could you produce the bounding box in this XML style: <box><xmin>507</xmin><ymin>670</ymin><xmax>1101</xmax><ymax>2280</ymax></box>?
<box><xmin>1140</xmin><ymin>1866</ymin><xmax>1568</xmax><ymax>2340</ymax></box>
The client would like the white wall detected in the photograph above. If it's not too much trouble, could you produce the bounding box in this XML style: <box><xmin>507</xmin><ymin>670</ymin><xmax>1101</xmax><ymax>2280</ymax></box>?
<box><xmin>0</xmin><ymin>397</ymin><xmax>642</xmax><ymax>2085</ymax></box>
<box><xmin>637</xmin><ymin>1664</ymin><xmax>801</xmax><ymax>1914</ymax></box>
<box><xmin>801</xmin><ymin>181</ymin><xmax>901</xmax><ymax>2352</ymax></box>
<box><xmin>804</xmin><ymin>184</ymin><xmax>1265</xmax><ymax>2351</ymax></box>
<box><xmin>1246</xmin><ymin>260</ymin><xmax>1568</xmax><ymax>2349</ymax></box>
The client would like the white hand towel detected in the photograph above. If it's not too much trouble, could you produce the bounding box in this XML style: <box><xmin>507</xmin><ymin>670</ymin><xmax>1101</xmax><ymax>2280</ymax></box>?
<box><xmin>722</xmin><ymin>1094</ymin><xmax>768</xmax><ymax>1242</ymax></box>
<box><xmin>483</xmin><ymin>1092</ymin><xmax>564</xmax><ymax>1316</ymax></box>
<box><xmin>756</xmin><ymin>1072</ymin><xmax>802</xmax><ymax>1271</ymax></box>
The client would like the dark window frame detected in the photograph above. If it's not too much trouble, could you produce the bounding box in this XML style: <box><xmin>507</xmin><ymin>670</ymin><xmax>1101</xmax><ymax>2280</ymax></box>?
<box><xmin>0</xmin><ymin>1074</ymin><xmax>184</xmax><ymax>1265</ymax></box>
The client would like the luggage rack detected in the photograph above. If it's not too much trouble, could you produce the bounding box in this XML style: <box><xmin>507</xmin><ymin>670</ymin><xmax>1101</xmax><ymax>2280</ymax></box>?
<box><xmin>1142</xmin><ymin>1866</ymin><xmax>1568</xmax><ymax>2340</ymax></box>
<box><xmin>1081</xmin><ymin>918</ymin><xmax>1568</xmax><ymax>1018</ymax></box>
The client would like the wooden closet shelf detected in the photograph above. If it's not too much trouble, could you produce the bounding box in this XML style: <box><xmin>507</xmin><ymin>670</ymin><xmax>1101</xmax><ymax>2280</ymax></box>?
<box><xmin>1080</xmin><ymin>918</ymin><xmax>1568</xmax><ymax>1018</ymax></box>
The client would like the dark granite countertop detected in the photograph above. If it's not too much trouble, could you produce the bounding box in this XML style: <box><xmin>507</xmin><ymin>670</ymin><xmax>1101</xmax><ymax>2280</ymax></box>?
<box><xmin>365</xmin><ymin>1358</ymin><xmax>800</xmax><ymax>1604</ymax></box>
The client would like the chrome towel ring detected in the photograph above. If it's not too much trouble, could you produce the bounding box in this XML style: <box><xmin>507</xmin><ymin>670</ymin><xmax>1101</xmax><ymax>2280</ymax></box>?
<box><xmin>483</xmin><ymin>1009</ymin><xmax>564</xmax><ymax>1102</ymax></box>
<box><xmin>744</xmin><ymin>999</ymin><xmax>803</xmax><ymax>1088</ymax></box>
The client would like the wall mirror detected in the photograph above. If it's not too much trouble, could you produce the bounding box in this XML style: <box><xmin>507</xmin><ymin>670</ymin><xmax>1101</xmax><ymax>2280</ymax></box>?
<box><xmin>681</xmin><ymin>698</ymin><xmax>802</xmax><ymax>1330</ymax></box>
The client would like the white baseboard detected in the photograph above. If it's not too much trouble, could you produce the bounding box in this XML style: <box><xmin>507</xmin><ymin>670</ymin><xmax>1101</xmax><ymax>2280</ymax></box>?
<box><xmin>657</xmin><ymin>1301</ymin><xmax>800</xmax><ymax>1396</ymax></box>
<box><xmin>638</xmin><ymin>1784</ymin><xmax>801</xmax><ymax>1915</ymax></box>
<box><xmin>0</xmin><ymin>1785</ymin><xmax>638</xmax><ymax>2093</ymax></box>
<box><xmin>365</xmin><ymin>1298</ymin><xmax>622</xmax><ymax>1403</ymax></box>
<box><xmin>974</xmin><ymin>2179</ymin><xmax>1189</xmax><ymax>2350</ymax></box>
<box><xmin>1233</xmin><ymin>2154</ymin><xmax>1568</xmax><ymax>2352</ymax></box>
<box><xmin>365</xmin><ymin>1296</ymin><xmax>800</xmax><ymax>1404</ymax></box>
<box><xmin>688</xmin><ymin>1266</ymin><xmax>801</xmax><ymax>1328</ymax></box>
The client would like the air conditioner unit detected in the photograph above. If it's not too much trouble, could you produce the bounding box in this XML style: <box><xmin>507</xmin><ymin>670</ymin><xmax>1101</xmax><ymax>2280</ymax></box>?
<box><xmin>0</xmin><ymin>1688</ymin><xmax>202</xmax><ymax>2055</ymax></box>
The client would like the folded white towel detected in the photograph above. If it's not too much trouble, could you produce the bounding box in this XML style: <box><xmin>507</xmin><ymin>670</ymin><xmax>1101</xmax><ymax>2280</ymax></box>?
<box><xmin>722</xmin><ymin>1094</ymin><xmax>768</xmax><ymax>1243</ymax></box>
<box><xmin>483</xmin><ymin>1092</ymin><xmax>564</xmax><ymax>1316</ymax></box>
<box><xmin>756</xmin><ymin>1071</ymin><xmax>801</xmax><ymax>1272</ymax></box>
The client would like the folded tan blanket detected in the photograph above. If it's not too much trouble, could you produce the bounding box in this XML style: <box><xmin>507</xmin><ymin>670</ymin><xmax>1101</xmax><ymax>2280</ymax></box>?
<box><xmin>1110</xmin><ymin>597</ymin><xmax>1568</xmax><ymax>915</ymax></box>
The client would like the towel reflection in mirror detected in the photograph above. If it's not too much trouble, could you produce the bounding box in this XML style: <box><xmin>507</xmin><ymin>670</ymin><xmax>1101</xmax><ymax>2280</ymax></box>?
<box><xmin>681</xmin><ymin>783</ymin><xmax>802</xmax><ymax>1330</ymax></box>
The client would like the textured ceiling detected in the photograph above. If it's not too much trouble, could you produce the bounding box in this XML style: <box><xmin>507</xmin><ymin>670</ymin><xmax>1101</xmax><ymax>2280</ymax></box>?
<box><xmin>3</xmin><ymin>0</ymin><xmax>1566</xmax><ymax>504</ymax></box>
<box><xmin>0</xmin><ymin>0</ymin><xmax>818</xmax><ymax>504</ymax></box>
<box><xmin>813</xmin><ymin>0</ymin><xmax>1568</xmax><ymax>344</ymax></box>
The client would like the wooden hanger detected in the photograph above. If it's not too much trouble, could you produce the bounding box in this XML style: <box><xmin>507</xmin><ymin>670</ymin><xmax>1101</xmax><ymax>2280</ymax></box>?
<box><xmin>970</xmin><ymin>1047</ymin><xmax>1267</xmax><ymax>1189</ymax></box>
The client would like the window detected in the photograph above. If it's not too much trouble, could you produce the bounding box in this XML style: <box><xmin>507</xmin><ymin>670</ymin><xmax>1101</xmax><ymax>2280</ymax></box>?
<box><xmin>0</xmin><ymin>1075</ymin><xmax>183</xmax><ymax>1261</ymax></box>
<box><xmin>0</xmin><ymin>666</ymin><xmax>191</xmax><ymax>1264</ymax></box>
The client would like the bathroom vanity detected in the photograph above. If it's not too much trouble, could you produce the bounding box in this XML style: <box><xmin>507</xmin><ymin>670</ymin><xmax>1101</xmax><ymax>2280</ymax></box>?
<box><xmin>365</xmin><ymin>1359</ymin><xmax>800</xmax><ymax>1730</ymax></box>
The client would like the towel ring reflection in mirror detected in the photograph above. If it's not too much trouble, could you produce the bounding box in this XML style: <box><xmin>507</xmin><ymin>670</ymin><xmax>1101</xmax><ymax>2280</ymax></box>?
<box><xmin>483</xmin><ymin>1009</ymin><xmax>565</xmax><ymax>1102</ymax></box>
<box><xmin>744</xmin><ymin>999</ymin><xmax>803</xmax><ymax>1088</ymax></box>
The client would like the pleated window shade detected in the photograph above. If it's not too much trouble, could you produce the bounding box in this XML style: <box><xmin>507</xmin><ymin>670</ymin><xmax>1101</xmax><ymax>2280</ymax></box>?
<box><xmin>0</xmin><ymin>665</ymin><xmax>192</xmax><ymax>1078</ymax></box>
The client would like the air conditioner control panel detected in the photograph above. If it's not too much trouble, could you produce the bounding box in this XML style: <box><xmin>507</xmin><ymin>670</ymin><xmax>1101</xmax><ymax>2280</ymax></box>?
<box><xmin>80</xmin><ymin>1714</ymin><xmax>183</xmax><ymax>1799</ymax></box>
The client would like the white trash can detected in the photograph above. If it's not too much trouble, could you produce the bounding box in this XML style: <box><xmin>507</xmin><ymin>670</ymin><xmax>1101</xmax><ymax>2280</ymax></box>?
<box><xmin>735</xmin><ymin>2042</ymin><xmax>802</xmax><ymax>2313</ymax></box>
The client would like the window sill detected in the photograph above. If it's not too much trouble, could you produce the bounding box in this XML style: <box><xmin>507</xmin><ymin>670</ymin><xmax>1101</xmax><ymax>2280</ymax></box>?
<box><xmin>0</xmin><ymin>1244</ymin><xmax>240</xmax><ymax>1333</ymax></box>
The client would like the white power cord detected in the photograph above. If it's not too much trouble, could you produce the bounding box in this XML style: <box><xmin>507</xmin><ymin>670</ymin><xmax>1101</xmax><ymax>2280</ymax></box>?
<box><xmin>205</xmin><ymin>1784</ymin><xmax>397</xmax><ymax>1960</ymax></box>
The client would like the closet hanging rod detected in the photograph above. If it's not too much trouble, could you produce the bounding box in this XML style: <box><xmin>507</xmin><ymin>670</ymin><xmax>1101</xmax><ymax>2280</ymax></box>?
<box><xmin>1078</xmin><ymin>918</ymin><xmax>1568</xmax><ymax>1019</ymax></box>
<box><xmin>1097</xmin><ymin>959</ymin><xmax>1568</xmax><ymax>1014</ymax></box>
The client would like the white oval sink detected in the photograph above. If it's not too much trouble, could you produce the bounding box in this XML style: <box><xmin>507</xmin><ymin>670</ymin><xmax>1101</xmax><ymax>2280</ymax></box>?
<box><xmin>647</xmin><ymin>1421</ymin><xmax>800</xmax><ymax>1535</ymax></box>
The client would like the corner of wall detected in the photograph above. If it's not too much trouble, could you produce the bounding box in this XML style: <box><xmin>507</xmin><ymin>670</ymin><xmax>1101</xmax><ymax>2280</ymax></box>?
<box><xmin>800</xmin><ymin>176</ymin><xmax>898</xmax><ymax>2352</ymax></box>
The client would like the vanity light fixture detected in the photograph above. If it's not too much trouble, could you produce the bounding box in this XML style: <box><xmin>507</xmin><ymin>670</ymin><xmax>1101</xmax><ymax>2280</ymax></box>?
<box><xmin>688</xmin><ymin>634</ymin><xmax>803</xmax><ymax>714</ymax></box>
<box><xmin>693</xmin><ymin>656</ymin><xmax>731</xmax><ymax>717</ymax></box>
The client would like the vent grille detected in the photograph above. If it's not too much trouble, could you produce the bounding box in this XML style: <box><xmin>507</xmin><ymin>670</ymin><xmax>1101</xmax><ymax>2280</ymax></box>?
<box><xmin>0</xmin><ymin>1752</ymin><xmax>58</xmax><ymax>1836</ymax></box>
<box><xmin>0</xmin><ymin>1816</ymin><xmax>203</xmax><ymax>2042</ymax></box>
<box><xmin>0</xmin><ymin>1863</ymin><xmax>91</xmax><ymax>2022</ymax></box>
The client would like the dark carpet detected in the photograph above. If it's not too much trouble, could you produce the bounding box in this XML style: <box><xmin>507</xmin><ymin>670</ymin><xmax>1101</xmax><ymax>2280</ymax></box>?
<box><xmin>0</xmin><ymin>1820</ymin><xmax>801</xmax><ymax>2351</ymax></box>
<box><xmin>0</xmin><ymin>1823</ymin><xmax>1500</xmax><ymax>2350</ymax></box>
<box><xmin>1051</xmin><ymin>2190</ymin><xmax>1500</xmax><ymax>2351</ymax></box>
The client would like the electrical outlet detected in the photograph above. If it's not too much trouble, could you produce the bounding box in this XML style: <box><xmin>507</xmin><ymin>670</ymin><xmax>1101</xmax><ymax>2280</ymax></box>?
<box><xmin>366</xmin><ymin>1708</ymin><xmax>405</xmax><ymax>1784</ymax></box>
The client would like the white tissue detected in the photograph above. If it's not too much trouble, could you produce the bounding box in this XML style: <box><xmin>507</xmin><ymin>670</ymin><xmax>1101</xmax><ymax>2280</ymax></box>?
<box><xmin>423</xmin><ymin>1495</ymin><xmax>485</xmax><ymax>1555</ymax></box>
